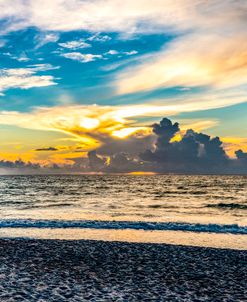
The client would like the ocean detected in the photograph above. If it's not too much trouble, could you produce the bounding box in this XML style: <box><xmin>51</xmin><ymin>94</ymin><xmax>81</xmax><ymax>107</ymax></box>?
<box><xmin>0</xmin><ymin>175</ymin><xmax>246</xmax><ymax>249</ymax></box>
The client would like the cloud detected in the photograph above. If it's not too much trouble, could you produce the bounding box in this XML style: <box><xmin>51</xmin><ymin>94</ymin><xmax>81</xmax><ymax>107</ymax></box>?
<box><xmin>4</xmin><ymin>51</ymin><xmax>31</xmax><ymax>62</ymax></box>
<box><xmin>88</xmin><ymin>34</ymin><xmax>111</xmax><ymax>42</ymax></box>
<box><xmin>116</xmin><ymin>33</ymin><xmax>247</xmax><ymax>94</ymax></box>
<box><xmin>1</xmin><ymin>114</ymin><xmax>247</xmax><ymax>174</ymax></box>
<box><xmin>0</xmin><ymin>1</ymin><xmax>245</xmax><ymax>37</ymax></box>
<box><xmin>0</xmin><ymin>102</ymin><xmax>226</xmax><ymax>139</ymax></box>
<box><xmin>1</xmin><ymin>1</ymin><xmax>246</xmax><ymax>103</ymax></box>
<box><xmin>88</xmin><ymin>150</ymin><xmax>144</xmax><ymax>173</ymax></box>
<box><xmin>0</xmin><ymin>65</ymin><xmax>58</xmax><ymax>95</ymax></box>
<box><xmin>106</xmin><ymin>50</ymin><xmax>119</xmax><ymax>55</ymax></box>
<box><xmin>0</xmin><ymin>159</ymin><xmax>40</xmax><ymax>169</ymax></box>
<box><xmin>0</xmin><ymin>101</ymin><xmax>236</xmax><ymax>173</ymax></box>
<box><xmin>96</xmin><ymin>129</ymin><xmax>155</xmax><ymax>157</ymax></box>
<box><xmin>0</xmin><ymin>94</ymin><xmax>245</xmax><ymax>145</ymax></box>
<box><xmin>60</xmin><ymin>52</ymin><xmax>103</xmax><ymax>63</ymax></box>
<box><xmin>105</xmin><ymin>49</ymin><xmax>138</xmax><ymax>57</ymax></box>
<box><xmin>16</xmin><ymin>54</ymin><xmax>30</xmax><ymax>62</ymax></box>
<box><xmin>88</xmin><ymin>117</ymin><xmax>247</xmax><ymax>174</ymax></box>
<box><xmin>0</xmin><ymin>0</ymin><xmax>199</xmax><ymax>34</ymax></box>
<box><xmin>179</xmin><ymin>120</ymin><xmax>219</xmax><ymax>133</ymax></box>
<box><xmin>124</xmin><ymin>50</ymin><xmax>138</xmax><ymax>56</ymax></box>
<box><xmin>88</xmin><ymin>150</ymin><xmax>107</xmax><ymax>171</ymax></box>
<box><xmin>110</xmin><ymin>1</ymin><xmax>247</xmax><ymax>97</ymax></box>
<box><xmin>35</xmin><ymin>32</ymin><xmax>59</xmax><ymax>48</ymax></box>
<box><xmin>1</xmin><ymin>1</ymin><xmax>246</xmax><ymax>174</ymax></box>
<box><xmin>35</xmin><ymin>147</ymin><xmax>58</xmax><ymax>151</ymax></box>
<box><xmin>235</xmin><ymin>150</ymin><xmax>247</xmax><ymax>162</ymax></box>
<box><xmin>27</xmin><ymin>63</ymin><xmax>60</xmax><ymax>72</ymax></box>
<box><xmin>59</xmin><ymin>39</ymin><xmax>91</xmax><ymax>50</ymax></box>
<box><xmin>140</xmin><ymin>118</ymin><xmax>228</xmax><ymax>173</ymax></box>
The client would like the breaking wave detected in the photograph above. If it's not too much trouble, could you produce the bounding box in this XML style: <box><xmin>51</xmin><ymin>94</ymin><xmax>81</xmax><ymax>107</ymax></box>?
<box><xmin>0</xmin><ymin>219</ymin><xmax>246</xmax><ymax>234</ymax></box>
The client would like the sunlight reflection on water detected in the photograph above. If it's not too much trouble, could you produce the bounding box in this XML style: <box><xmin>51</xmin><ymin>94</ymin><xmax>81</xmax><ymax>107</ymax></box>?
<box><xmin>0</xmin><ymin>175</ymin><xmax>246</xmax><ymax>248</ymax></box>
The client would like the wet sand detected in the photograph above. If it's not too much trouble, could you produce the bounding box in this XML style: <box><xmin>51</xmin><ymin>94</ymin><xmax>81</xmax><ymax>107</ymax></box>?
<box><xmin>0</xmin><ymin>239</ymin><xmax>246</xmax><ymax>301</ymax></box>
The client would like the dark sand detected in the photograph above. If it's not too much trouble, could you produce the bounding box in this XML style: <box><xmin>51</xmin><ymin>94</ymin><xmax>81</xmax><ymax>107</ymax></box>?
<box><xmin>0</xmin><ymin>239</ymin><xmax>246</xmax><ymax>301</ymax></box>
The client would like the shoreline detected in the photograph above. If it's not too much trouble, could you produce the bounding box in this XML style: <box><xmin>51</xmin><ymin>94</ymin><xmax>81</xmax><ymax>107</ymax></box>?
<box><xmin>0</xmin><ymin>239</ymin><xmax>246</xmax><ymax>301</ymax></box>
<box><xmin>0</xmin><ymin>228</ymin><xmax>246</xmax><ymax>250</ymax></box>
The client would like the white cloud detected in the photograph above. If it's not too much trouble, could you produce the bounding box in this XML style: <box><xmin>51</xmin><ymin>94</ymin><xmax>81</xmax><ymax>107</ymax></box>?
<box><xmin>35</xmin><ymin>33</ymin><xmax>59</xmax><ymax>48</ymax></box>
<box><xmin>59</xmin><ymin>39</ymin><xmax>91</xmax><ymax>50</ymax></box>
<box><xmin>0</xmin><ymin>1</ymin><xmax>246</xmax><ymax>112</ymax></box>
<box><xmin>0</xmin><ymin>64</ymin><xmax>58</xmax><ymax>95</ymax></box>
<box><xmin>27</xmin><ymin>63</ymin><xmax>60</xmax><ymax>72</ymax></box>
<box><xmin>61</xmin><ymin>52</ymin><xmax>103</xmax><ymax>63</ymax></box>
<box><xmin>105</xmin><ymin>50</ymin><xmax>138</xmax><ymax>56</ymax></box>
<box><xmin>106</xmin><ymin>50</ymin><xmax>119</xmax><ymax>55</ymax></box>
<box><xmin>3</xmin><ymin>52</ymin><xmax>31</xmax><ymax>62</ymax></box>
<box><xmin>124</xmin><ymin>50</ymin><xmax>138</xmax><ymax>56</ymax></box>
<box><xmin>0</xmin><ymin>0</ymin><xmax>238</xmax><ymax>34</ymax></box>
<box><xmin>88</xmin><ymin>34</ymin><xmax>112</xmax><ymax>42</ymax></box>
<box><xmin>16</xmin><ymin>55</ymin><xmax>30</xmax><ymax>62</ymax></box>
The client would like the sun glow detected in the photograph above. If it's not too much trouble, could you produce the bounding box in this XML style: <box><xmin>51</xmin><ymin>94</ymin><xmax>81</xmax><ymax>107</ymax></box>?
<box><xmin>112</xmin><ymin>127</ymin><xmax>147</xmax><ymax>138</ymax></box>
<box><xmin>128</xmin><ymin>171</ymin><xmax>157</xmax><ymax>175</ymax></box>
<box><xmin>1</xmin><ymin>103</ymin><xmax>246</xmax><ymax>166</ymax></box>
<box><xmin>79</xmin><ymin>117</ymin><xmax>100</xmax><ymax>130</ymax></box>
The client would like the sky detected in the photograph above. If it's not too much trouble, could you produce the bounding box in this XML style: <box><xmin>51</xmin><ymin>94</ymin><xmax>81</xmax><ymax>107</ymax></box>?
<box><xmin>0</xmin><ymin>0</ymin><xmax>247</xmax><ymax>173</ymax></box>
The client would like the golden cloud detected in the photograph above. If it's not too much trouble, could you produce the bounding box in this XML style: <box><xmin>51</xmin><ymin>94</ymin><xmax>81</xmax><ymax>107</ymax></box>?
<box><xmin>0</xmin><ymin>99</ymin><xmax>244</xmax><ymax>163</ymax></box>
<box><xmin>116</xmin><ymin>33</ymin><xmax>247</xmax><ymax>94</ymax></box>
<box><xmin>0</xmin><ymin>100</ymin><xmax>231</xmax><ymax>145</ymax></box>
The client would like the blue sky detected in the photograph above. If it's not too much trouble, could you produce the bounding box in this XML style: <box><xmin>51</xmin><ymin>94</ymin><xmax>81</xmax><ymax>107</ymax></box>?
<box><xmin>0</xmin><ymin>28</ymin><xmax>172</xmax><ymax>110</ymax></box>
<box><xmin>0</xmin><ymin>0</ymin><xmax>247</xmax><ymax>168</ymax></box>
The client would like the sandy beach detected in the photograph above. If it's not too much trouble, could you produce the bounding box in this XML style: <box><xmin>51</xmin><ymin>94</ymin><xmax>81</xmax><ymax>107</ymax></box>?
<box><xmin>0</xmin><ymin>239</ymin><xmax>246</xmax><ymax>301</ymax></box>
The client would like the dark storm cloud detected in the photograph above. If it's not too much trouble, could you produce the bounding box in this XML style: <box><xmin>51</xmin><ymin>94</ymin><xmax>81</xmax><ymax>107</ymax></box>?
<box><xmin>2</xmin><ymin>117</ymin><xmax>247</xmax><ymax>174</ymax></box>
<box><xmin>87</xmin><ymin>150</ymin><xmax>146</xmax><ymax>173</ymax></box>
<box><xmin>89</xmin><ymin>117</ymin><xmax>246</xmax><ymax>174</ymax></box>
<box><xmin>140</xmin><ymin>118</ymin><xmax>228</xmax><ymax>173</ymax></box>
<box><xmin>104</xmin><ymin>152</ymin><xmax>143</xmax><ymax>173</ymax></box>
<box><xmin>231</xmin><ymin>149</ymin><xmax>247</xmax><ymax>174</ymax></box>
<box><xmin>87</xmin><ymin>130</ymin><xmax>156</xmax><ymax>172</ymax></box>
<box><xmin>89</xmin><ymin>130</ymin><xmax>155</xmax><ymax>156</ymax></box>
<box><xmin>0</xmin><ymin>159</ymin><xmax>41</xmax><ymax>169</ymax></box>
<box><xmin>88</xmin><ymin>150</ymin><xmax>107</xmax><ymax>171</ymax></box>
<box><xmin>235</xmin><ymin>149</ymin><xmax>247</xmax><ymax>161</ymax></box>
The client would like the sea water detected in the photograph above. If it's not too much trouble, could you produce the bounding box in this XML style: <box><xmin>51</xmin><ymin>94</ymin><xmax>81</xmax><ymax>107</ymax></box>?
<box><xmin>0</xmin><ymin>175</ymin><xmax>246</xmax><ymax>249</ymax></box>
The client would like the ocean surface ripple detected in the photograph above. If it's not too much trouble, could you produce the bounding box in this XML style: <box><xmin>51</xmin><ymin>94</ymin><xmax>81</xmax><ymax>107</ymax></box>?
<box><xmin>0</xmin><ymin>175</ymin><xmax>246</xmax><ymax>236</ymax></box>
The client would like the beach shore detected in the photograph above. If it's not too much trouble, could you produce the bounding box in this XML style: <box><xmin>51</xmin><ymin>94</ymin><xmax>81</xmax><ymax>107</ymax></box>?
<box><xmin>0</xmin><ymin>239</ymin><xmax>246</xmax><ymax>301</ymax></box>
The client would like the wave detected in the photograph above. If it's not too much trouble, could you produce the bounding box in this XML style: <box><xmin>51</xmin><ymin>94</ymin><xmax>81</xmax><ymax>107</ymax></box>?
<box><xmin>206</xmin><ymin>203</ymin><xmax>247</xmax><ymax>210</ymax></box>
<box><xmin>0</xmin><ymin>219</ymin><xmax>246</xmax><ymax>234</ymax></box>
